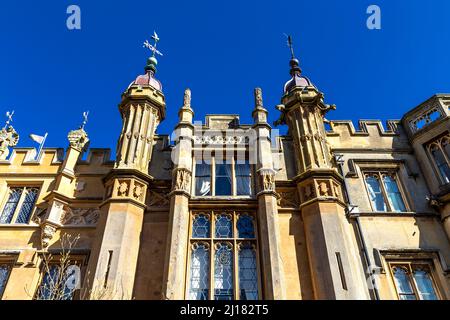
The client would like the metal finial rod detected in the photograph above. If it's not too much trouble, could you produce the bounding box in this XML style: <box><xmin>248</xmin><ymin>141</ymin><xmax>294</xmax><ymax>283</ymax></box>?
<box><xmin>284</xmin><ymin>34</ymin><xmax>296</xmax><ymax>59</ymax></box>
<box><xmin>81</xmin><ymin>111</ymin><xmax>89</xmax><ymax>130</ymax></box>
<box><xmin>4</xmin><ymin>111</ymin><xmax>14</xmax><ymax>129</ymax></box>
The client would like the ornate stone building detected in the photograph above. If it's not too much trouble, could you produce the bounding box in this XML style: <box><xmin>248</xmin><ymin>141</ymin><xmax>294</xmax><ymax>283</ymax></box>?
<box><xmin>0</xmin><ymin>44</ymin><xmax>450</xmax><ymax>300</ymax></box>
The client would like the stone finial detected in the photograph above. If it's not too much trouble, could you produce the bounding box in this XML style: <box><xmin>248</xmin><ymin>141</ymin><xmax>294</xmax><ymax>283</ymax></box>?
<box><xmin>254</xmin><ymin>87</ymin><xmax>264</xmax><ymax>109</ymax></box>
<box><xmin>0</xmin><ymin>125</ymin><xmax>19</xmax><ymax>160</ymax></box>
<box><xmin>67</xmin><ymin>128</ymin><xmax>89</xmax><ymax>151</ymax></box>
<box><xmin>183</xmin><ymin>88</ymin><xmax>191</xmax><ymax>107</ymax></box>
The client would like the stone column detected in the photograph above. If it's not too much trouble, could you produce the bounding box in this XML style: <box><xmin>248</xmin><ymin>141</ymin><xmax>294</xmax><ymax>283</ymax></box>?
<box><xmin>252</xmin><ymin>88</ymin><xmax>287</xmax><ymax>299</ymax></box>
<box><xmin>162</xmin><ymin>89</ymin><xmax>194</xmax><ymax>299</ymax></box>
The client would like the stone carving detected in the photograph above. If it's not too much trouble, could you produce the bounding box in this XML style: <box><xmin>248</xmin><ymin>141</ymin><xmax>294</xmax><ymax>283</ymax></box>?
<box><xmin>41</xmin><ymin>224</ymin><xmax>57</xmax><ymax>248</ymax></box>
<box><xmin>75</xmin><ymin>181</ymin><xmax>86</xmax><ymax>192</ymax></box>
<box><xmin>0</xmin><ymin>125</ymin><xmax>19</xmax><ymax>160</ymax></box>
<box><xmin>148</xmin><ymin>190</ymin><xmax>170</xmax><ymax>207</ymax></box>
<box><xmin>302</xmin><ymin>183</ymin><xmax>315</xmax><ymax>201</ymax></box>
<box><xmin>173</xmin><ymin>169</ymin><xmax>191</xmax><ymax>192</ymax></box>
<box><xmin>68</xmin><ymin>128</ymin><xmax>89</xmax><ymax>151</ymax></box>
<box><xmin>118</xmin><ymin>181</ymin><xmax>129</xmax><ymax>196</ymax></box>
<box><xmin>277</xmin><ymin>190</ymin><xmax>299</xmax><ymax>207</ymax></box>
<box><xmin>317</xmin><ymin>180</ymin><xmax>331</xmax><ymax>197</ymax></box>
<box><xmin>260</xmin><ymin>169</ymin><xmax>276</xmax><ymax>192</ymax></box>
<box><xmin>409</xmin><ymin>104</ymin><xmax>442</xmax><ymax>133</ymax></box>
<box><xmin>133</xmin><ymin>182</ymin><xmax>145</xmax><ymax>201</ymax></box>
<box><xmin>60</xmin><ymin>207</ymin><xmax>100</xmax><ymax>225</ymax></box>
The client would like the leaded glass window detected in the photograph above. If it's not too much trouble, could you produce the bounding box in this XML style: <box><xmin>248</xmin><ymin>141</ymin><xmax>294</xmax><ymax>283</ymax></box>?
<box><xmin>214</xmin><ymin>242</ymin><xmax>233</xmax><ymax>300</ymax></box>
<box><xmin>0</xmin><ymin>264</ymin><xmax>11</xmax><ymax>298</ymax></box>
<box><xmin>391</xmin><ymin>263</ymin><xmax>440</xmax><ymax>300</ymax></box>
<box><xmin>0</xmin><ymin>187</ymin><xmax>39</xmax><ymax>224</ymax></box>
<box><xmin>36</xmin><ymin>264</ymin><xmax>77</xmax><ymax>300</ymax></box>
<box><xmin>187</xmin><ymin>211</ymin><xmax>259</xmax><ymax>300</ymax></box>
<box><xmin>428</xmin><ymin>135</ymin><xmax>450</xmax><ymax>185</ymax></box>
<box><xmin>236</xmin><ymin>160</ymin><xmax>252</xmax><ymax>196</ymax></box>
<box><xmin>364</xmin><ymin>172</ymin><xmax>407</xmax><ymax>212</ymax></box>
<box><xmin>188</xmin><ymin>243</ymin><xmax>210</xmax><ymax>300</ymax></box>
<box><xmin>238</xmin><ymin>243</ymin><xmax>258</xmax><ymax>300</ymax></box>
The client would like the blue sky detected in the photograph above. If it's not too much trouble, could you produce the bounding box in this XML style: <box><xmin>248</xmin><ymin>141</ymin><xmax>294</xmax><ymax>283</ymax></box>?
<box><xmin>0</xmin><ymin>0</ymin><xmax>449</xmax><ymax>153</ymax></box>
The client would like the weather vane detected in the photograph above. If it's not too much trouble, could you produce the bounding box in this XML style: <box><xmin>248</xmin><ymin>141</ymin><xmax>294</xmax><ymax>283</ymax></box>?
<box><xmin>81</xmin><ymin>111</ymin><xmax>89</xmax><ymax>130</ymax></box>
<box><xmin>284</xmin><ymin>34</ymin><xmax>295</xmax><ymax>59</ymax></box>
<box><xmin>4</xmin><ymin>111</ymin><xmax>14</xmax><ymax>129</ymax></box>
<box><xmin>143</xmin><ymin>31</ymin><xmax>163</xmax><ymax>57</ymax></box>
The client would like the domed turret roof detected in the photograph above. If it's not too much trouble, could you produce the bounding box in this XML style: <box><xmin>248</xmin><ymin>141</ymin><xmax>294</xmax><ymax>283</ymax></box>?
<box><xmin>128</xmin><ymin>56</ymin><xmax>162</xmax><ymax>91</ymax></box>
<box><xmin>283</xmin><ymin>58</ymin><xmax>315</xmax><ymax>94</ymax></box>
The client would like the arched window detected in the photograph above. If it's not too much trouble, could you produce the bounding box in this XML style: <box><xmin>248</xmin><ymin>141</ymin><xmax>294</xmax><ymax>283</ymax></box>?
<box><xmin>364</xmin><ymin>172</ymin><xmax>407</xmax><ymax>212</ymax></box>
<box><xmin>391</xmin><ymin>263</ymin><xmax>439</xmax><ymax>300</ymax></box>
<box><xmin>427</xmin><ymin>134</ymin><xmax>450</xmax><ymax>184</ymax></box>
<box><xmin>187</xmin><ymin>211</ymin><xmax>259</xmax><ymax>300</ymax></box>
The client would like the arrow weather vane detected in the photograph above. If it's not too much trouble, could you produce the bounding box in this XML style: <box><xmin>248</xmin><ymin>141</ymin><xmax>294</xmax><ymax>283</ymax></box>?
<box><xmin>143</xmin><ymin>31</ymin><xmax>163</xmax><ymax>57</ymax></box>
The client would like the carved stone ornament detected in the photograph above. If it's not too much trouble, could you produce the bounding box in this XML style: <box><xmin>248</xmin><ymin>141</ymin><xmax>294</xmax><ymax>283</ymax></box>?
<box><xmin>0</xmin><ymin>126</ymin><xmax>19</xmax><ymax>160</ymax></box>
<box><xmin>183</xmin><ymin>88</ymin><xmax>191</xmax><ymax>108</ymax></box>
<box><xmin>41</xmin><ymin>224</ymin><xmax>57</xmax><ymax>248</ymax></box>
<box><xmin>60</xmin><ymin>206</ymin><xmax>100</xmax><ymax>225</ymax></box>
<box><xmin>148</xmin><ymin>190</ymin><xmax>170</xmax><ymax>207</ymax></box>
<box><xmin>260</xmin><ymin>169</ymin><xmax>276</xmax><ymax>192</ymax></box>
<box><xmin>254</xmin><ymin>87</ymin><xmax>264</xmax><ymax>109</ymax></box>
<box><xmin>173</xmin><ymin>168</ymin><xmax>191</xmax><ymax>193</ymax></box>
<box><xmin>277</xmin><ymin>190</ymin><xmax>299</xmax><ymax>207</ymax></box>
<box><xmin>67</xmin><ymin>128</ymin><xmax>89</xmax><ymax>151</ymax></box>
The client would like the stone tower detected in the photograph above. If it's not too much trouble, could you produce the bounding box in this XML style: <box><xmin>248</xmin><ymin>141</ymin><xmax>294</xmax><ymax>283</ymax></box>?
<box><xmin>83</xmin><ymin>44</ymin><xmax>166</xmax><ymax>299</ymax></box>
<box><xmin>276</xmin><ymin>43</ymin><xmax>368</xmax><ymax>299</ymax></box>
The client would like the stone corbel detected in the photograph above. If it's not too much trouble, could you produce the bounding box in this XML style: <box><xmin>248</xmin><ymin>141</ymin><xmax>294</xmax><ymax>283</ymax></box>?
<box><xmin>40</xmin><ymin>222</ymin><xmax>58</xmax><ymax>248</ymax></box>
<box><xmin>257</xmin><ymin>168</ymin><xmax>279</xmax><ymax>198</ymax></box>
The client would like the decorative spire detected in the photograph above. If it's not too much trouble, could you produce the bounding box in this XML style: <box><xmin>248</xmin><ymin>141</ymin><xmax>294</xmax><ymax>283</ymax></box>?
<box><xmin>285</xmin><ymin>34</ymin><xmax>302</xmax><ymax>76</ymax></box>
<box><xmin>143</xmin><ymin>31</ymin><xmax>163</xmax><ymax>74</ymax></box>
<box><xmin>252</xmin><ymin>88</ymin><xmax>268</xmax><ymax>124</ymax></box>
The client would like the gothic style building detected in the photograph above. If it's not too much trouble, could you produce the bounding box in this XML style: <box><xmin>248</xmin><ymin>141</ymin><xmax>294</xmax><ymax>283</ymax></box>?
<box><xmin>0</xmin><ymin>43</ymin><xmax>450</xmax><ymax>300</ymax></box>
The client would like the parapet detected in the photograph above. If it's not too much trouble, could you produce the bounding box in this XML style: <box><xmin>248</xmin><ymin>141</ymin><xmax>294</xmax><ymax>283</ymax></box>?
<box><xmin>326</xmin><ymin>120</ymin><xmax>411</xmax><ymax>151</ymax></box>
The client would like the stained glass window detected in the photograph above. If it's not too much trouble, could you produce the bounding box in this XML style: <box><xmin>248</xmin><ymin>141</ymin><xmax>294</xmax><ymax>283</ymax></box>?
<box><xmin>215</xmin><ymin>214</ymin><xmax>232</xmax><ymax>238</ymax></box>
<box><xmin>0</xmin><ymin>264</ymin><xmax>11</xmax><ymax>298</ymax></box>
<box><xmin>188</xmin><ymin>243</ymin><xmax>210</xmax><ymax>300</ymax></box>
<box><xmin>214</xmin><ymin>242</ymin><xmax>233</xmax><ymax>300</ymax></box>
<box><xmin>391</xmin><ymin>263</ymin><xmax>439</xmax><ymax>300</ymax></box>
<box><xmin>188</xmin><ymin>211</ymin><xmax>259</xmax><ymax>300</ymax></box>
<box><xmin>237</xmin><ymin>215</ymin><xmax>255</xmax><ymax>238</ymax></box>
<box><xmin>192</xmin><ymin>214</ymin><xmax>210</xmax><ymax>238</ymax></box>
<box><xmin>238</xmin><ymin>243</ymin><xmax>258</xmax><ymax>300</ymax></box>
<box><xmin>0</xmin><ymin>187</ymin><xmax>39</xmax><ymax>224</ymax></box>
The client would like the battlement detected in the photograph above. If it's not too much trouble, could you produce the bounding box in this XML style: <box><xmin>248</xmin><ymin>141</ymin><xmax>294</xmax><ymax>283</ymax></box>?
<box><xmin>326</xmin><ymin>120</ymin><xmax>411</xmax><ymax>151</ymax></box>
<box><xmin>0</xmin><ymin>148</ymin><xmax>64</xmax><ymax>167</ymax></box>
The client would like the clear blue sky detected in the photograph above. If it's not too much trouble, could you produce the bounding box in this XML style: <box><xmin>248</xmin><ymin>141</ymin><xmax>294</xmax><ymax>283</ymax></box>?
<box><xmin>1</xmin><ymin>0</ymin><xmax>449</xmax><ymax>153</ymax></box>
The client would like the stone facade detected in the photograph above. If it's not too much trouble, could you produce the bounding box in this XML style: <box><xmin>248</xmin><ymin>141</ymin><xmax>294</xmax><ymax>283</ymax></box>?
<box><xmin>0</xmin><ymin>53</ymin><xmax>450</xmax><ymax>300</ymax></box>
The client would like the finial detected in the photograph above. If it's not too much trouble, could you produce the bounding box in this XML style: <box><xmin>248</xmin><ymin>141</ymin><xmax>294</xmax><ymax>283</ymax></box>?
<box><xmin>284</xmin><ymin>34</ymin><xmax>302</xmax><ymax>76</ymax></box>
<box><xmin>143</xmin><ymin>31</ymin><xmax>163</xmax><ymax>73</ymax></box>
<box><xmin>80</xmin><ymin>111</ymin><xmax>89</xmax><ymax>130</ymax></box>
<box><xmin>254</xmin><ymin>88</ymin><xmax>265</xmax><ymax>110</ymax></box>
<box><xmin>4</xmin><ymin>111</ymin><xmax>14</xmax><ymax>129</ymax></box>
<box><xmin>183</xmin><ymin>88</ymin><xmax>192</xmax><ymax>108</ymax></box>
